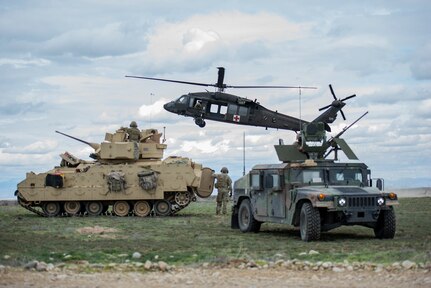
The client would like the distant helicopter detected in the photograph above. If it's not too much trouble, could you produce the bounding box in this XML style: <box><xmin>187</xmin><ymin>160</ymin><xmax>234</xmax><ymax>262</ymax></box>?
<box><xmin>126</xmin><ymin>67</ymin><xmax>355</xmax><ymax>132</ymax></box>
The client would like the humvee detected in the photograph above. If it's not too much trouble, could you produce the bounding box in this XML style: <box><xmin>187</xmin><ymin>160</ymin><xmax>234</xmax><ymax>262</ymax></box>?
<box><xmin>231</xmin><ymin>113</ymin><xmax>398</xmax><ymax>241</ymax></box>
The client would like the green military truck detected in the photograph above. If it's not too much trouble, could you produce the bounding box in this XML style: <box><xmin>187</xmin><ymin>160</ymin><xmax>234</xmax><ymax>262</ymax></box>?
<box><xmin>231</xmin><ymin>112</ymin><xmax>399</xmax><ymax>241</ymax></box>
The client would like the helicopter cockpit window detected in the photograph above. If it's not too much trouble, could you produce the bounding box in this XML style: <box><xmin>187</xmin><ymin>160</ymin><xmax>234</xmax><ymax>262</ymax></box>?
<box><xmin>177</xmin><ymin>96</ymin><xmax>187</xmax><ymax>104</ymax></box>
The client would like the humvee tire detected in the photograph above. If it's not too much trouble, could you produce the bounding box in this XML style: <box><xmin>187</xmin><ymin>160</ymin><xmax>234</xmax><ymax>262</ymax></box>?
<box><xmin>374</xmin><ymin>208</ymin><xmax>396</xmax><ymax>239</ymax></box>
<box><xmin>299</xmin><ymin>202</ymin><xmax>321</xmax><ymax>241</ymax></box>
<box><xmin>238</xmin><ymin>199</ymin><xmax>261</xmax><ymax>233</ymax></box>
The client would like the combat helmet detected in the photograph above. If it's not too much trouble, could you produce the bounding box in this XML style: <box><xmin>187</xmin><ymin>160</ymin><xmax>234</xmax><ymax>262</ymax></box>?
<box><xmin>221</xmin><ymin>167</ymin><xmax>229</xmax><ymax>173</ymax></box>
<box><xmin>130</xmin><ymin>121</ymin><xmax>138</xmax><ymax>128</ymax></box>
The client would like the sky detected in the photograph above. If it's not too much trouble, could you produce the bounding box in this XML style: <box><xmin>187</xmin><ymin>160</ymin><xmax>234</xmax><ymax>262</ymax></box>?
<box><xmin>0</xmin><ymin>0</ymin><xmax>430</xmax><ymax>198</ymax></box>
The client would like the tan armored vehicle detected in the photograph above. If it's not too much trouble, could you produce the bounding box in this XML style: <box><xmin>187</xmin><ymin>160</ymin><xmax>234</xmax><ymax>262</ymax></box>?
<box><xmin>15</xmin><ymin>123</ymin><xmax>214</xmax><ymax>217</ymax></box>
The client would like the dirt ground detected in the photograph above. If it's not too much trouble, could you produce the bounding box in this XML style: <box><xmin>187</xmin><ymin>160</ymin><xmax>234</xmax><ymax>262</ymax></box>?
<box><xmin>1</xmin><ymin>267</ymin><xmax>430</xmax><ymax>288</ymax></box>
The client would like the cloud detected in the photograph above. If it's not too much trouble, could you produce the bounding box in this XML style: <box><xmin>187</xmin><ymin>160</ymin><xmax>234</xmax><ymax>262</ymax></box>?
<box><xmin>40</xmin><ymin>22</ymin><xmax>146</xmax><ymax>58</ymax></box>
<box><xmin>129</xmin><ymin>11</ymin><xmax>311</xmax><ymax>74</ymax></box>
<box><xmin>0</xmin><ymin>57</ymin><xmax>51</xmax><ymax>68</ymax></box>
<box><xmin>138</xmin><ymin>99</ymin><xmax>168</xmax><ymax>118</ymax></box>
<box><xmin>0</xmin><ymin>101</ymin><xmax>46</xmax><ymax>116</ymax></box>
<box><xmin>3</xmin><ymin>140</ymin><xmax>58</xmax><ymax>155</ymax></box>
<box><xmin>411</xmin><ymin>42</ymin><xmax>431</xmax><ymax>80</ymax></box>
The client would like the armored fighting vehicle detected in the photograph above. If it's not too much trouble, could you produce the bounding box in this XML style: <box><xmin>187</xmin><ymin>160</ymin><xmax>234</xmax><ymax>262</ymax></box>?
<box><xmin>231</xmin><ymin>112</ymin><xmax>398</xmax><ymax>241</ymax></box>
<box><xmin>15</xmin><ymin>123</ymin><xmax>214</xmax><ymax>217</ymax></box>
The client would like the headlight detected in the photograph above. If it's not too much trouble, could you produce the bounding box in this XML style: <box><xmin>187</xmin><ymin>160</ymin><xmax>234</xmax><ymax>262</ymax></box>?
<box><xmin>338</xmin><ymin>197</ymin><xmax>347</xmax><ymax>207</ymax></box>
<box><xmin>377</xmin><ymin>197</ymin><xmax>385</xmax><ymax>206</ymax></box>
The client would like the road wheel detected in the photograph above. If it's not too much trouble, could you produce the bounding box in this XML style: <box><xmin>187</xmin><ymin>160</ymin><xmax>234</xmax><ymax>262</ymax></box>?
<box><xmin>113</xmin><ymin>201</ymin><xmax>130</xmax><ymax>217</ymax></box>
<box><xmin>300</xmin><ymin>202</ymin><xmax>321</xmax><ymax>241</ymax></box>
<box><xmin>64</xmin><ymin>201</ymin><xmax>81</xmax><ymax>216</ymax></box>
<box><xmin>374</xmin><ymin>208</ymin><xmax>396</xmax><ymax>239</ymax></box>
<box><xmin>86</xmin><ymin>201</ymin><xmax>103</xmax><ymax>216</ymax></box>
<box><xmin>134</xmin><ymin>201</ymin><xmax>151</xmax><ymax>217</ymax></box>
<box><xmin>154</xmin><ymin>200</ymin><xmax>171</xmax><ymax>216</ymax></box>
<box><xmin>238</xmin><ymin>199</ymin><xmax>261</xmax><ymax>233</ymax></box>
<box><xmin>43</xmin><ymin>202</ymin><xmax>61</xmax><ymax>217</ymax></box>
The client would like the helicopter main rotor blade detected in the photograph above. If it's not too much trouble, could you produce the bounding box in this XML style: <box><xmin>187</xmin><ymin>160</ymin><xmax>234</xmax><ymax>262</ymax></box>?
<box><xmin>227</xmin><ymin>85</ymin><xmax>317</xmax><ymax>89</ymax></box>
<box><xmin>125</xmin><ymin>75</ymin><xmax>214</xmax><ymax>88</ymax></box>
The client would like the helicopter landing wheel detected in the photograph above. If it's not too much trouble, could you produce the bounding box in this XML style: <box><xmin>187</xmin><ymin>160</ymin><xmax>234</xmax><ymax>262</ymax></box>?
<box><xmin>195</xmin><ymin>118</ymin><xmax>206</xmax><ymax>128</ymax></box>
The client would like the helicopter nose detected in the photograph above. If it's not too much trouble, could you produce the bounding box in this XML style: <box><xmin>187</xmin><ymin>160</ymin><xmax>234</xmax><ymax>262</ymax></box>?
<box><xmin>163</xmin><ymin>102</ymin><xmax>175</xmax><ymax>112</ymax></box>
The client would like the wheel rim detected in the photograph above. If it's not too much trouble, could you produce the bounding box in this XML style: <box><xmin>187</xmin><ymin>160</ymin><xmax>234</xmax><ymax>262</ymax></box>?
<box><xmin>155</xmin><ymin>200</ymin><xmax>171</xmax><ymax>216</ymax></box>
<box><xmin>86</xmin><ymin>201</ymin><xmax>103</xmax><ymax>216</ymax></box>
<box><xmin>174</xmin><ymin>192</ymin><xmax>191</xmax><ymax>206</ymax></box>
<box><xmin>113</xmin><ymin>201</ymin><xmax>130</xmax><ymax>217</ymax></box>
<box><xmin>239</xmin><ymin>204</ymin><xmax>250</xmax><ymax>229</ymax></box>
<box><xmin>43</xmin><ymin>202</ymin><xmax>61</xmax><ymax>217</ymax></box>
<box><xmin>134</xmin><ymin>201</ymin><xmax>151</xmax><ymax>217</ymax></box>
<box><xmin>64</xmin><ymin>201</ymin><xmax>81</xmax><ymax>215</ymax></box>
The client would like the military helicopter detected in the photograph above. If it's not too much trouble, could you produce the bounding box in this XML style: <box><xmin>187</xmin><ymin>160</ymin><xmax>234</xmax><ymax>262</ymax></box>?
<box><xmin>126</xmin><ymin>67</ymin><xmax>355</xmax><ymax>132</ymax></box>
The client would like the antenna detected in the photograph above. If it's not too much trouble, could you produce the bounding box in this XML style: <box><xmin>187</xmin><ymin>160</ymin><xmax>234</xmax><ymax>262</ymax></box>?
<box><xmin>298</xmin><ymin>87</ymin><xmax>302</xmax><ymax>130</ymax></box>
<box><xmin>243</xmin><ymin>131</ymin><xmax>246</xmax><ymax>176</ymax></box>
<box><xmin>162</xmin><ymin>126</ymin><xmax>166</xmax><ymax>143</ymax></box>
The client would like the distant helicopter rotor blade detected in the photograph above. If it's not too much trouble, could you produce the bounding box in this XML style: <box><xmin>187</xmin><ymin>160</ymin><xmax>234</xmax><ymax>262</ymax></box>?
<box><xmin>341</xmin><ymin>94</ymin><xmax>356</xmax><ymax>102</ymax></box>
<box><xmin>125</xmin><ymin>75</ymin><xmax>214</xmax><ymax>88</ymax></box>
<box><xmin>329</xmin><ymin>84</ymin><xmax>337</xmax><ymax>100</ymax></box>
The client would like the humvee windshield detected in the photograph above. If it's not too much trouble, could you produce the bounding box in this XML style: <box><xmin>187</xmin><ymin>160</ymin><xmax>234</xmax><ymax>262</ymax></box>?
<box><xmin>288</xmin><ymin>169</ymin><xmax>324</xmax><ymax>185</ymax></box>
<box><xmin>288</xmin><ymin>167</ymin><xmax>365</xmax><ymax>186</ymax></box>
<box><xmin>328</xmin><ymin>168</ymin><xmax>363</xmax><ymax>185</ymax></box>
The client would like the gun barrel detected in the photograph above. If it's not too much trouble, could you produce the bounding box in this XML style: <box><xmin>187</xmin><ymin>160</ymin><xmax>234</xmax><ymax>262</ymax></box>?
<box><xmin>55</xmin><ymin>130</ymin><xmax>100</xmax><ymax>150</ymax></box>
<box><xmin>330</xmin><ymin>111</ymin><xmax>369</xmax><ymax>140</ymax></box>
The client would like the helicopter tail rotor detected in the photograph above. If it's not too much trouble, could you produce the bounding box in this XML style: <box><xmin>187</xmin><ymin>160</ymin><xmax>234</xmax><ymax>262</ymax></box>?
<box><xmin>318</xmin><ymin>84</ymin><xmax>356</xmax><ymax>120</ymax></box>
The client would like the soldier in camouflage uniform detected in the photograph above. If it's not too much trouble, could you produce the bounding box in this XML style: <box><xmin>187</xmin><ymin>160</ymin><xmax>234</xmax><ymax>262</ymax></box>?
<box><xmin>126</xmin><ymin>121</ymin><xmax>141</xmax><ymax>142</ymax></box>
<box><xmin>214</xmin><ymin>167</ymin><xmax>232</xmax><ymax>215</ymax></box>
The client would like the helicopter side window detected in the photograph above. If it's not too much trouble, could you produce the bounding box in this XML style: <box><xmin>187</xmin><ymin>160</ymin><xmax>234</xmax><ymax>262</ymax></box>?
<box><xmin>228</xmin><ymin>104</ymin><xmax>238</xmax><ymax>114</ymax></box>
<box><xmin>238</xmin><ymin>106</ymin><xmax>248</xmax><ymax>116</ymax></box>
<box><xmin>219</xmin><ymin>105</ymin><xmax>227</xmax><ymax>114</ymax></box>
<box><xmin>209</xmin><ymin>104</ymin><xmax>227</xmax><ymax>115</ymax></box>
<box><xmin>210</xmin><ymin>104</ymin><xmax>219</xmax><ymax>113</ymax></box>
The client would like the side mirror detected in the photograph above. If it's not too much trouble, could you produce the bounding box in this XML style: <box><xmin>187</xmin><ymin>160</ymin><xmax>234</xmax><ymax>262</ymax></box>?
<box><xmin>376</xmin><ymin>178</ymin><xmax>384</xmax><ymax>191</ymax></box>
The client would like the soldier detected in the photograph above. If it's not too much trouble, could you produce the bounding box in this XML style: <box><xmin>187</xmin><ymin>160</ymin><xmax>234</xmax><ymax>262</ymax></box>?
<box><xmin>126</xmin><ymin>121</ymin><xmax>141</xmax><ymax>142</ymax></box>
<box><xmin>214</xmin><ymin>167</ymin><xmax>232</xmax><ymax>215</ymax></box>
